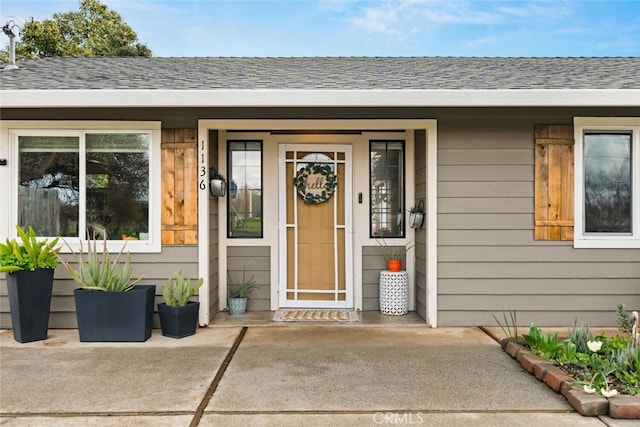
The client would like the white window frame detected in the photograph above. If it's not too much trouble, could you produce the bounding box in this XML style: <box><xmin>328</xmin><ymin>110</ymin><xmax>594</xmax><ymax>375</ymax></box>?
<box><xmin>1</xmin><ymin>121</ymin><xmax>162</xmax><ymax>253</ymax></box>
<box><xmin>574</xmin><ymin>117</ymin><xmax>640</xmax><ymax>248</ymax></box>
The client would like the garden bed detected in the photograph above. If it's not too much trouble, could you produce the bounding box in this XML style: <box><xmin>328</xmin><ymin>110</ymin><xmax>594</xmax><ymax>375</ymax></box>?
<box><xmin>500</xmin><ymin>338</ymin><xmax>640</xmax><ymax>419</ymax></box>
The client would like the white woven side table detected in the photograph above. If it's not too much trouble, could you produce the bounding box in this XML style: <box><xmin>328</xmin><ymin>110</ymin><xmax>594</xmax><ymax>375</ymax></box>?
<box><xmin>379</xmin><ymin>270</ymin><xmax>408</xmax><ymax>315</ymax></box>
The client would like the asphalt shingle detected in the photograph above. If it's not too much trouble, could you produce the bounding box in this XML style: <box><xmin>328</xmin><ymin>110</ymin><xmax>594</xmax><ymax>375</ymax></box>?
<box><xmin>0</xmin><ymin>57</ymin><xmax>638</xmax><ymax>90</ymax></box>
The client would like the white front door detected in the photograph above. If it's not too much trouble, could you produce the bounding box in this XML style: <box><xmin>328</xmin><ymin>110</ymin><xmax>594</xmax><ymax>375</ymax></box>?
<box><xmin>278</xmin><ymin>144</ymin><xmax>353</xmax><ymax>308</ymax></box>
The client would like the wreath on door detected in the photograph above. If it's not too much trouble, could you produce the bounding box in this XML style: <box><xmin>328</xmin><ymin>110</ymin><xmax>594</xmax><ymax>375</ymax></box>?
<box><xmin>294</xmin><ymin>163</ymin><xmax>338</xmax><ymax>204</ymax></box>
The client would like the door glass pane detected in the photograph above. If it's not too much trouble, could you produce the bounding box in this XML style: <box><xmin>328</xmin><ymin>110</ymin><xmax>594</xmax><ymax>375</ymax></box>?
<box><xmin>18</xmin><ymin>136</ymin><xmax>79</xmax><ymax>237</ymax></box>
<box><xmin>86</xmin><ymin>133</ymin><xmax>149</xmax><ymax>240</ymax></box>
<box><xmin>228</xmin><ymin>141</ymin><xmax>263</xmax><ymax>237</ymax></box>
<box><xmin>370</xmin><ymin>141</ymin><xmax>405</xmax><ymax>237</ymax></box>
<box><xmin>584</xmin><ymin>133</ymin><xmax>632</xmax><ymax>234</ymax></box>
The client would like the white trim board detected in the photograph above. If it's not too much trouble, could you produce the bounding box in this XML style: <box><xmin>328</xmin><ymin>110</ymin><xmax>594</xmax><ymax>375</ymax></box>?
<box><xmin>2</xmin><ymin>89</ymin><xmax>639</xmax><ymax>108</ymax></box>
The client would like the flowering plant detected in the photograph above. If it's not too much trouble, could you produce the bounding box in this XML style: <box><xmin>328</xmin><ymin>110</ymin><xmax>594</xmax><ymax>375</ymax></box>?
<box><xmin>503</xmin><ymin>310</ymin><xmax>639</xmax><ymax>397</ymax></box>
<box><xmin>579</xmin><ymin>339</ymin><xmax>618</xmax><ymax>397</ymax></box>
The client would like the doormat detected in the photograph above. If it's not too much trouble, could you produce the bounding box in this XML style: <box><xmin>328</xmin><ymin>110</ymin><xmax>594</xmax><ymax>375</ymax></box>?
<box><xmin>273</xmin><ymin>310</ymin><xmax>360</xmax><ymax>322</ymax></box>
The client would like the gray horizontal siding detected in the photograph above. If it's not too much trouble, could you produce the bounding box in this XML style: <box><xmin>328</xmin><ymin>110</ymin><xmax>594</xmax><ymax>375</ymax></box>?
<box><xmin>438</xmin><ymin>182</ymin><xmax>533</xmax><ymax>198</ymax></box>
<box><xmin>439</xmin><ymin>214</ymin><xmax>532</xmax><ymax>230</ymax></box>
<box><xmin>0</xmin><ymin>246</ymin><xmax>199</xmax><ymax>329</ymax></box>
<box><xmin>439</xmin><ymin>263</ymin><xmax>638</xmax><ymax>279</ymax></box>
<box><xmin>438</xmin><ymin>165</ymin><xmax>532</xmax><ymax>181</ymax></box>
<box><xmin>437</xmin><ymin>115</ymin><xmax>640</xmax><ymax>327</ymax></box>
<box><xmin>227</xmin><ymin>246</ymin><xmax>270</xmax><ymax>311</ymax></box>
<box><xmin>440</xmin><ymin>246</ymin><xmax>639</xmax><ymax>262</ymax></box>
<box><xmin>440</xmin><ymin>278</ymin><xmax>640</xmax><ymax>295</ymax></box>
<box><xmin>439</xmin><ymin>311</ymin><xmax>625</xmax><ymax>328</ymax></box>
<box><xmin>362</xmin><ymin>246</ymin><xmax>385</xmax><ymax>311</ymax></box>
<box><xmin>439</xmin><ymin>149</ymin><xmax>531</xmax><ymax>165</ymax></box>
<box><xmin>439</xmin><ymin>198</ymin><xmax>532</xmax><ymax>213</ymax></box>
<box><xmin>439</xmin><ymin>230</ymin><xmax>569</xmax><ymax>246</ymax></box>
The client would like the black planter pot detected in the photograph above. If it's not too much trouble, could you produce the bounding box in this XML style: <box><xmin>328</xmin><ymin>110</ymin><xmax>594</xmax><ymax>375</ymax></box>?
<box><xmin>6</xmin><ymin>269</ymin><xmax>54</xmax><ymax>343</ymax></box>
<box><xmin>157</xmin><ymin>301</ymin><xmax>200</xmax><ymax>338</ymax></box>
<box><xmin>74</xmin><ymin>284</ymin><xmax>155</xmax><ymax>342</ymax></box>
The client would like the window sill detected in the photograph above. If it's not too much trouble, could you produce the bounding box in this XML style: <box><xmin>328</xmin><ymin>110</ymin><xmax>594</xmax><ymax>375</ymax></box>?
<box><xmin>573</xmin><ymin>238</ymin><xmax>640</xmax><ymax>249</ymax></box>
<box><xmin>57</xmin><ymin>239</ymin><xmax>162</xmax><ymax>254</ymax></box>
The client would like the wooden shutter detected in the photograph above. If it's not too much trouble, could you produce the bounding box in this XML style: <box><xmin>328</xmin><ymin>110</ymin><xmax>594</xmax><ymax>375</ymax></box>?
<box><xmin>534</xmin><ymin>125</ymin><xmax>574</xmax><ymax>240</ymax></box>
<box><xmin>161</xmin><ymin>129</ymin><xmax>198</xmax><ymax>245</ymax></box>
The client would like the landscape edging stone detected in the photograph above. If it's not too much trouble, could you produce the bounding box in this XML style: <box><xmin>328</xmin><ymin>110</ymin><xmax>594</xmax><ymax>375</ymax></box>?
<box><xmin>501</xmin><ymin>340</ymin><xmax>640</xmax><ymax>419</ymax></box>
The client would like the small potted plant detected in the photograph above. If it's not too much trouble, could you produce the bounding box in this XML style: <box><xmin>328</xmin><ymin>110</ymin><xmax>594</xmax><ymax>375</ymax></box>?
<box><xmin>60</xmin><ymin>235</ymin><xmax>154</xmax><ymax>342</ymax></box>
<box><xmin>158</xmin><ymin>270</ymin><xmax>203</xmax><ymax>338</ymax></box>
<box><xmin>375</xmin><ymin>238</ymin><xmax>414</xmax><ymax>272</ymax></box>
<box><xmin>0</xmin><ymin>225</ymin><xmax>60</xmax><ymax>343</ymax></box>
<box><xmin>408</xmin><ymin>200</ymin><xmax>425</xmax><ymax>229</ymax></box>
<box><xmin>227</xmin><ymin>268</ymin><xmax>257</xmax><ymax>315</ymax></box>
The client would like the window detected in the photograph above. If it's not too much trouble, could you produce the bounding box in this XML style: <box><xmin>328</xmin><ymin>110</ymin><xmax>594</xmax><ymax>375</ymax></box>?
<box><xmin>10</xmin><ymin>123</ymin><xmax>161</xmax><ymax>252</ymax></box>
<box><xmin>370</xmin><ymin>140</ymin><xmax>405</xmax><ymax>238</ymax></box>
<box><xmin>574</xmin><ymin>118</ymin><xmax>640</xmax><ymax>248</ymax></box>
<box><xmin>228</xmin><ymin>141</ymin><xmax>262</xmax><ymax>238</ymax></box>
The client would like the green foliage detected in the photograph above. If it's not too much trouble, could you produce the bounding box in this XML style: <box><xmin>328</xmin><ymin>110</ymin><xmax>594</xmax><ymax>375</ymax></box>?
<box><xmin>616</xmin><ymin>304</ymin><xmax>633</xmax><ymax>335</ymax></box>
<box><xmin>3</xmin><ymin>0</ymin><xmax>151</xmax><ymax>62</ymax></box>
<box><xmin>524</xmin><ymin>310</ymin><xmax>639</xmax><ymax>397</ymax></box>
<box><xmin>492</xmin><ymin>309</ymin><xmax>518</xmax><ymax>343</ymax></box>
<box><xmin>523</xmin><ymin>324</ymin><xmax>566</xmax><ymax>360</ymax></box>
<box><xmin>60</xmin><ymin>236</ymin><xmax>142</xmax><ymax>292</ymax></box>
<box><xmin>375</xmin><ymin>238</ymin><xmax>414</xmax><ymax>260</ymax></box>
<box><xmin>555</xmin><ymin>340</ymin><xmax>579</xmax><ymax>367</ymax></box>
<box><xmin>568</xmin><ymin>320</ymin><xmax>594</xmax><ymax>354</ymax></box>
<box><xmin>613</xmin><ymin>342</ymin><xmax>640</xmax><ymax>395</ymax></box>
<box><xmin>162</xmin><ymin>270</ymin><xmax>203</xmax><ymax>307</ymax></box>
<box><xmin>0</xmin><ymin>225</ymin><xmax>60</xmax><ymax>273</ymax></box>
<box><xmin>228</xmin><ymin>268</ymin><xmax>257</xmax><ymax>298</ymax></box>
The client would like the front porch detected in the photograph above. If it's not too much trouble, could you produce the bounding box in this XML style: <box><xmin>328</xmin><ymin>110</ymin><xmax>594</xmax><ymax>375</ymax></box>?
<box><xmin>211</xmin><ymin>310</ymin><xmax>426</xmax><ymax>327</ymax></box>
<box><xmin>199</xmin><ymin>119</ymin><xmax>438</xmax><ymax>327</ymax></box>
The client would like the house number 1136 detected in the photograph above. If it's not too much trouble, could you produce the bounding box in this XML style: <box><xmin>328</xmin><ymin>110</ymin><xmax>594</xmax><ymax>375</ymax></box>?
<box><xmin>199</xmin><ymin>140</ymin><xmax>206</xmax><ymax>190</ymax></box>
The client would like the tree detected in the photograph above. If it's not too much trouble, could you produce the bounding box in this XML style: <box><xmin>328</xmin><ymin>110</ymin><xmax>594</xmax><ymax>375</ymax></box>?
<box><xmin>1</xmin><ymin>0</ymin><xmax>151</xmax><ymax>62</ymax></box>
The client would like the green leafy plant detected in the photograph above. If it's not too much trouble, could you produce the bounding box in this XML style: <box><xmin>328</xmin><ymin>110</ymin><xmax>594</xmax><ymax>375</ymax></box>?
<box><xmin>0</xmin><ymin>225</ymin><xmax>60</xmax><ymax>273</ymax></box>
<box><xmin>375</xmin><ymin>238</ymin><xmax>414</xmax><ymax>260</ymax></box>
<box><xmin>162</xmin><ymin>269</ymin><xmax>203</xmax><ymax>307</ymax></box>
<box><xmin>518</xmin><ymin>308</ymin><xmax>639</xmax><ymax>397</ymax></box>
<box><xmin>613</xmin><ymin>342</ymin><xmax>640</xmax><ymax>395</ymax></box>
<box><xmin>523</xmin><ymin>323</ymin><xmax>566</xmax><ymax>360</ymax></box>
<box><xmin>492</xmin><ymin>309</ymin><xmax>518</xmax><ymax>343</ymax></box>
<box><xmin>574</xmin><ymin>338</ymin><xmax>620</xmax><ymax>397</ymax></box>
<box><xmin>568</xmin><ymin>320</ymin><xmax>594</xmax><ymax>354</ymax></box>
<box><xmin>555</xmin><ymin>340</ymin><xmax>579</xmax><ymax>367</ymax></box>
<box><xmin>616</xmin><ymin>304</ymin><xmax>633</xmax><ymax>335</ymax></box>
<box><xmin>60</xmin><ymin>236</ymin><xmax>142</xmax><ymax>292</ymax></box>
<box><xmin>228</xmin><ymin>268</ymin><xmax>257</xmax><ymax>298</ymax></box>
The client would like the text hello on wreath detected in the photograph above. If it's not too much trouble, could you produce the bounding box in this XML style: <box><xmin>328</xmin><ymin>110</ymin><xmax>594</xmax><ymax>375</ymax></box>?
<box><xmin>294</xmin><ymin>163</ymin><xmax>338</xmax><ymax>204</ymax></box>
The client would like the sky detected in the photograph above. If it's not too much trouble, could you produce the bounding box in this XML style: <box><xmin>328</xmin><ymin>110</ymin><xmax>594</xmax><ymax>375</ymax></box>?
<box><xmin>1</xmin><ymin>0</ymin><xmax>639</xmax><ymax>57</ymax></box>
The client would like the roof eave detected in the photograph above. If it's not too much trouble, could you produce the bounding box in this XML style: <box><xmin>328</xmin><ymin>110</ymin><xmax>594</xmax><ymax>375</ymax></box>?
<box><xmin>0</xmin><ymin>89</ymin><xmax>638</xmax><ymax>108</ymax></box>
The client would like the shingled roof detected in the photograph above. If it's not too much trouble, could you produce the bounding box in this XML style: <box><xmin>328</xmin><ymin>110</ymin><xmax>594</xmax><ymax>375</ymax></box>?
<box><xmin>1</xmin><ymin>56</ymin><xmax>639</xmax><ymax>90</ymax></box>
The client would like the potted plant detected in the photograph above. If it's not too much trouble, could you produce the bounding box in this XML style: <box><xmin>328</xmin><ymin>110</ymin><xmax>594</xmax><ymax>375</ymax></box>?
<box><xmin>375</xmin><ymin>238</ymin><xmax>414</xmax><ymax>272</ymax></box>
<box><xmin>209</xmin><ymin>167</ymin><xmax>226</xmax><ymax>197</ymax></box>
<box><xmin>158</xmin><ymin>270</ymin><xmax>203</xmax><ymax>338</ymax></box>
<box><xmin>60</xmin><ymin>236</ymin><xmax>154</xmax><ymax>342</ymax></box>
<box><xmin>0</xmin><ymin>226</ymin><xmax>60</xmax><ymax>343</ymax></box>
<box><xmin>227</xmin><ymin>268</ymin><xmax>257</xmax><ymax>315</ymax></box>
<box><xmin>408</xmin><ymin>200</ymin><xmax>425</xmax><ymax>229</ymax></box>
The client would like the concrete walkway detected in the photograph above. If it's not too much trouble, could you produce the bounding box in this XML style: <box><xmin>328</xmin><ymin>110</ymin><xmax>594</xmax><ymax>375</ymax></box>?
<box><xmin>0</xmin><ymin>325</ymin><xmax>633</xmax><ymax>426</ymax></box>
